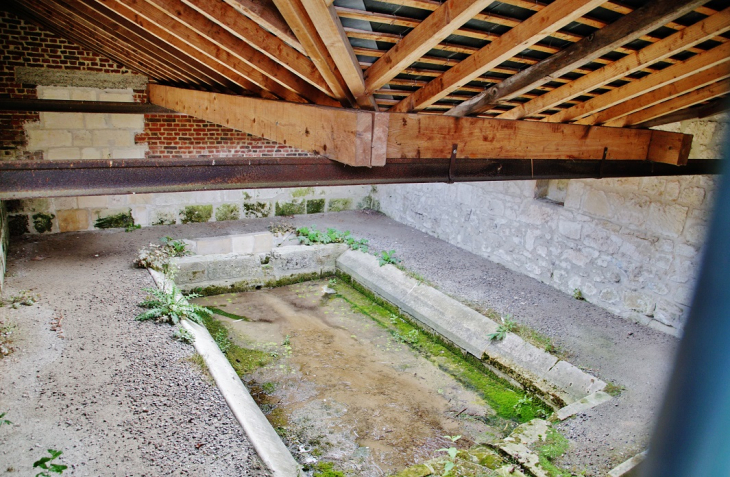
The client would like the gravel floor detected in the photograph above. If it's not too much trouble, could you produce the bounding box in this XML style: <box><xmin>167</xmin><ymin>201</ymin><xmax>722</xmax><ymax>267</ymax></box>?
<box><xmin>0</xmin><ymin>210</ymin><xmax>680</xmax><ymax>476</ymax></box>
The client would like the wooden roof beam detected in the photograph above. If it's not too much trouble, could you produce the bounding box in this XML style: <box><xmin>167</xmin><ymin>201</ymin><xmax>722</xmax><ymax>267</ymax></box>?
<box><xmin>150</xmin><ymin>84</ymin><xmax>693</xmax><ymax>167</ymax></box>
<box><xmin>388</xmin><ymin>0</ymin><xmax>607</xmax><ymax>113</ymax></box>
<box><xmin>299</xmin><ymin>0</ymin><xmax>377</xmax><ymax>110</ymax></box>
<box><xmin>362</xmin><ymin>0</ymin><xmax>498</xmax><ymax>97</ymax></box>
<box><xmin>181</xmin><ymin>0</ymin><xmax>333</xmax><ymax>96</ymax></box>
<box><xmin>500</xmin><ymin>7</ymin><xmax>730</xmax><ymax>120</ymax></box>
<box><xmin>224</xmin><ymin>0</ymin><xmax>305</xmax><ymax>54</ymax></box>
<box><xmin>556</xmin><ymin>42</ymin><xmax>730</xmax><ymax>125</ymax></box>
<box><xmin>598</xmin><ymin>65</ymin><xmax>730</xmax><ymax>127</ymax></box>
<box><xmin>446</xmin><ymin>0</ymin><xmax>709</xmax><ymax>117</ymax></box>
<box><xmin>272</xmin><ymin>0</ymin><xmax>353</xmax><ymax>104</ymax></box>
<box><xmin>138</xmin><ymin>0</ymin><xmax>338</xmax><ymax>106</ymax></box>
<box><xmin>633</xmin><ymin>97</ymin><xmax>730</xmax><ymax>129</ymax></box>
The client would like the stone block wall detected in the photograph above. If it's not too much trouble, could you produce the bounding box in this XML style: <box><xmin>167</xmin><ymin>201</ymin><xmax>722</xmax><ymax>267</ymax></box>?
<box><xmin>0</xmin><ymin>201</ymin><xmax>8</xmax><ymax>292</ymax></box>
<box><xmin>374</xmin><ymin>115</ymin><xmax>728</xmax><ymax>335</ymax></box>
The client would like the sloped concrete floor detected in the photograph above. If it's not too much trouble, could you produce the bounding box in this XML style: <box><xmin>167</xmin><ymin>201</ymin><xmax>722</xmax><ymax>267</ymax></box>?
<box><xmin>0</xmin><ymin>210</ymin><xmax>678</xmax><ymax>476</ymax></box>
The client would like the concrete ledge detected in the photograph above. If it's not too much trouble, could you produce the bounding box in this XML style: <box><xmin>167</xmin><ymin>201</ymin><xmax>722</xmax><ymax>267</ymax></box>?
<box><xmin>187</xmin><ymin>232</ymin><xmax>273</xmax><ymax>256</ymax></box>
<box><xmin>556</xmin><ymin>391</ymin><xmax>613</xmax><ymax>421</ymax></box>
<box><xmin>336</xmin><ymin>250</ymin><xmax>606</xmax><ymax>406</ymax></box>
<box><xmin>608</xmin><ymin>451</ymin><xmax>647</xmax><ymax>477</ymax></box>
<box><xmin>148</xmin><ymin>270</ymin><xmax>301</xmax><ymax>476</ymax></box>
<box><xmin>173</xmin><ymin>244</ymin><xmax>348</xmax><ymax>292</ymax></box>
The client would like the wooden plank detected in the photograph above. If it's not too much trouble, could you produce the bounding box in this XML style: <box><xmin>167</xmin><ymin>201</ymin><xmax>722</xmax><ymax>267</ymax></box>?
<box><xmin>362</xmin><ymin>0</ymin><xmax>497</xmax><ymax>96</ymax></box>
<box><xmin>149</xmin><ymin>85</ymin><xmax>376</xmax><ymax>166</ymax></box>
<box><xmin>565</xmin><ymin>43</ymin><xmax>730</xmax><ymax>125</ymax></box>
<box><xmin>139</xmin><ymin>0</ymin><xmax>338</xmax><ymax>106</ymax></box>
<box><xmin>647</xmin><ymin>130</ymin><xmax>693</xmax><ymax>166</ymax></box>
<box><xmin>388</xmin><ymin>0</ymin><xmax>606</xmax><ymax>113</ymax></box>
<box><xmin>299</xmin><ymin>0</ymin><xmax>376</xmax><ymax>110</ymax></box>
<box><xmin>224</xmin><ymin>0</ymin><xmax>305</xmax><ymax>54</ymax></box>
<box><xmin>633</xmin><ymin>98</ymin><xmax>730</xmax><ymax>129</ymax></box>
<box><xmin>385</xmin><ymin>113</ymin><xmax>691</xmax><ymax>164</ymax></box>
<box><xmin>607</xmin><ymin>77</ymin><xmax>730</xmax><ymax>128</ymax></box>
<box><xmin>500</xmin><ymin>7</ymin><xmax>730</xmax><ymax>120</ymax></box>
<box><xmin>446</xmin><ymin>0</ymin><xmax>709</xmax><ymax>117</ymax></box>
<box><xmin>184</xmin><ymin>0</ymin><xmax>332</xmax><ymax>96</ymax></box>
<box><xmin>272</xmin><ymin>0</ymin><xmax>352</xmax><ymax>103</ymax></box>
<box><xmin>370</xmin><ymin>113</ymin><xmax>389</xmax><ymax>167</ymax></box>
<box><xmin>549</xmin><ymin>42</ymin><xmax>730</xmax><ymax>124</ymax></box>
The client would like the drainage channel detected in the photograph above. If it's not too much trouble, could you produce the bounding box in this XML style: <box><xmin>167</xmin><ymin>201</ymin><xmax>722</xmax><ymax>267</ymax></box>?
<box><xmin>161</xmin><ymin>232</ymin><xmax>616</xmax><ymax>476</ymax></box>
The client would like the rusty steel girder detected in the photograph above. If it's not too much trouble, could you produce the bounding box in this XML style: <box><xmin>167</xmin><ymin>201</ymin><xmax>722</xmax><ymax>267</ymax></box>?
<box><xmin>0</xmin><ymin>156</ymin><xmax>721</xmax><ymax>199</ymax></box>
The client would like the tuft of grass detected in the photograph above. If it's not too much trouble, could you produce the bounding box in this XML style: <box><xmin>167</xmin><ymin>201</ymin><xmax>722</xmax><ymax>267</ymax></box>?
<box><xmin>95</xmin><ymin>210</ymin><xmax>135</xmax><ymax>230</ymax></box>
<box><xmin>572</xmin><ymin>289</ymin><xmax>585</xmax><ymax>301</ymax></box>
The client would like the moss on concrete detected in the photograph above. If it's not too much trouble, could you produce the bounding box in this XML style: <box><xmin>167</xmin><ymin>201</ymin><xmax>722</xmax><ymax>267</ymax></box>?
<box><xmin>215</xmin><ymin>203</ymin><xmax>240</xmax><ymax>222</ymax></box>
<box><xmin>8</xmin><ymin>215</ymin><xmax>28</xmax><ymax>237</ymax></box>
<box><xmin>275</xmin><ymin>200</ymin><xmax>305</xmax><ymax>216</ymax></box>
<box><xmin>327</xmin><ymin>198</ymin><xmax>352</xmax><ymax>212</ymax></box>
<box><xmin>358</xmin><ymin>195</ymin><xmax>380</xmax><ymax>211</ymax></box>
<box><xmin>243</xmin><ymin>201</ymin><xmax>271</xmax><ymax>218</ymax></box>
<box><xmin>306</xmin><ymin>199</ymin><xmax>325</xmax><ymax>214</ymax></box>
<box><xmin>188</xmin><ymin>272</ymin><xmax>328</xmax><ymax>297</ymax></box>
<box><xmin>180</xmin><ymin>205</ymin><xmax>213</xmax><ymax>224</ymax></box>
<box><xmin>291</xmin><ymin>187</ymin><xmax>315</xmax><ymax>198</ymax></box>
<box><xmin>32</xmin><ymin>213</ymin><xmax>55</xmax><ymax>233</ymax></box>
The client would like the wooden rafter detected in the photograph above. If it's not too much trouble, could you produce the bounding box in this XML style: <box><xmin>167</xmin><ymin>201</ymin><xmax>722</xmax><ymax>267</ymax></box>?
<box><xmin>150</xmin><ymin>85</ymin><xmax>693</xmax><ymax>167</ymax></box>
<box><xmin>299</xmin><ymin>0</ymin><xmax>376</xmax><ymax>110</ymax></box>
<box><xmin>499</xmin><ymin>7</ymin><xmax>730</xmax><ymax>120</ymax></box>
<box><xmin>362</xmin><ymin>0</ymin><xmax>498</xmax><ymax>97</ymax></box>
<box><xmin>445</xmin><ymin>0</ymin><xmax>709</xmax><ymax>117</ymax></box>
<box><xmin>223</xmin><ymin>0</ymin><xmax>305</xmax><ymax>54</ymax></box>
<box><xmin>632</xmin><ymin>97</ymin><xmax>730</xmax><ymax>129</ymax></box>
<box><xmin>182</xmin><ymin>0</ymin><xmax>333</xmax><ymax>96</ymax></box>
<box><xmin>610</xmin><ymin>78</ymin><xmax>730</xmax><ymax>128</ymax></box>
<box><xmin>558</xmin><ymin>42</ymin><xmax>730</xmax><ymax>125</ymax></box>
<box><xmin>597</xmin><ymin>65</ymin><xmax>730</xmax><ymax>127</ymax></box>
<box><xmin>388</xmin><ymin>0</ymin><xmax>607</xmax><ymax>113</ymax></box>
<box><xmin>272</xmin><ymin>0</ymin><xmax>352</xmax><ymax>104</ymax></box>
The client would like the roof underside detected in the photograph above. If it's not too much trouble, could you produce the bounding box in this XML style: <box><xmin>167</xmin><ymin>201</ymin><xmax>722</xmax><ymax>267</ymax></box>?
<box><xmin>5</xmin><ymin>0</ymin><xmax>730</xmax><ymax>128</ymax></box>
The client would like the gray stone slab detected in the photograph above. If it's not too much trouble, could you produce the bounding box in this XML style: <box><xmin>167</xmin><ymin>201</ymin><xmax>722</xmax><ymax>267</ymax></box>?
<box><xmin>556</xmin><ymin>391</ymin><xmax>613</xmax><ymax>421</ymax></box>
<box><xmin>545</xmin><ymin>360</ymin><xmax>606</xmax><ymax>400</ymax></box>
<box><xmin>608</xmin><ymin>451</ymin><xmax>647</xmax><ymax>477</ymax></box>
<box><xmin>196</xmin><ymin>236</ymin><xmax>232</xmax><ymax>255</ymax></box>
<box><xmin>231</xmin><ymin>234</ymin><xmax>255</xmax><ymax>254</ymax></box>
<box><xmin>206</xmin><ymin>254</ymin><xmax>263</xmax><ymax>280</ymax></box>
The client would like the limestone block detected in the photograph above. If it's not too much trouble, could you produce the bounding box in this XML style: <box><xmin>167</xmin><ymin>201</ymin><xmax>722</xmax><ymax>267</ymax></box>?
<box><xmin>108</xmin><ymin>195</ymin><xmax>129</xmax><ymax>207</ymax></box>
<box><xmin>664</xmin><ymin>181</ymin><xmax>680</xmax><ymax>201</ymax></box>
<box><xmin>78</xmin><ymin>196</ymin><xmax>108</xmax><ymax>209</ymax></box>
<box><xmin>196</xmin><ymin>237</ymin><xmax>233</xmax><ymax>255</ymax></box>
<box><xmin>128</xmin><ymin>193</ymin><xmax>154</xmax><ymax>205</ymax></box>
<box><xmin>109</xmin><ymin>114</ymin><xmax>144</xmax><ymax>129</ymax></box>
<box><xmin>231</xmin><ymin>235</ymin><xmax>255</xmax><ymax>254</ymax></box>
<box><xmin>172</xmin><ymin>257</ymin><xmax>208</xmax><ymax>285</ymax></box>
<box><xmin>42</xmin><ymin>112</ymin><xmax>85</xmax><ymax>129</ymax></box>
<box><xmin>69</xmin><ymin>89</ymin><xmax>98</xmax><ymax>101</ymax></box>
<box><xmin>98</xmin><ymin>90</ymin><xmax>133</xmax><ymax>102</ymax></box>
<box><xmin>56</xmin><ymin>209</ymin><xmax>89</xmax><ymax>232</ymax></box>
<box><xmin>84</xmin><ymin>114</ymin><xmax>109</xmax><ymax>129</ymax></box>
<box><xmin>207</xmin><ymin>254</ymin><xmax>263</xmax><ymax>281</ymax></box>
<box><xmin>558</xmin><ymin>220</ymin><xmax>581</xmax><ymax>240</ymax></box>
<box><xmin>646</xmin><ymin>203</ymin><xmax>688</xmax><ymax>238</ymax></box>
<box><xmin>80</xmin><ymin>148</ymin><xmax>103</xmax><ymax>160</ymax></box>
<box><xmin>583</xmin><ymin>189</ymin><xmax>612</xmax><ymax>218</ymax></box>
<box><xmin>111</xmin><ymin>146</ymin><xmax>147</xmax><ymax>159</ymax></box>
<box><xmin>27</xmin><ymin>129</ymin><xmax>72</xmax><ymax>149</ymax></box>
<box><xmin>131</xmin><ymin>206</ymin><xmax>149</xmax><ymax>227</ymax></box>
<box><xmin>92</xmin><ymin>130</ymin><xmax>133</xmax><ymax>147</ymax></box>
<box><xmin>53</xmin><ymin>197</ymin><xmax>78</xmax><ymax>209</ymax></box>
<box><xmin>678</xmin><ymin>187</ymin><xmax>706</xmax><ymax>207</ymax></box>
<box><xmin>72</xmin><ymin>130</ymin><xmax>92</xmax><ymax>147</ymax></box>
<box><xmin>47</xmin><ymin>148</ymin><xmax>81</xmax><ymax>160</ymax></box>
<box><xmin>37</xmin><ymin>86</ymin><xmax>70</xmax><ymax>100</ymax></box>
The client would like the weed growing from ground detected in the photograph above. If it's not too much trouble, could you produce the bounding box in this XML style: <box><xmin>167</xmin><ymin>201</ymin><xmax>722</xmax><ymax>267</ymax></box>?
<box><xmin>437</xmin><ymin>435</ymin><xmax>461</xmax><ymax>476</ymax></box>
<box><xmin>214</xmin><ymin>329</ymin><xmax>231</xmax><ymax>353</ymax></box>
<box><xmin>94</xmin><ymin>210</ymin><xmax>135</xmax><ymax>230</ymax></box>
<box><xmin>0</xmin><ymin>412</ymin><xmax>11</xmax><ymax>426</ymax></box>
<box><xmin>1</xmin><ymin>290</ymin><xmax>38</xmax><ymax>308</ymax></box>
<box><xmin>172</xmin><ymin>326</ymin><xmax>195</xmax><ymax>344</ymax></box>
<box><xmin>535</xmin><ymin>427</ymin><xmax>571</xmax><ymax>477</ymax></box>
<box><xmin>33</xmin><ymin>449</ymin><xmax>66</xmax><ymax>476</ymax></box>
<box><xmin>393</xmin><ymin>329</ymin><xmax>419</xmax><ymax>344</ymax></box>
<box><xmin>604</xmin><ymin>382</ymin><xmax>625</xmax><ymax>397</ymax></box>
<box><xmin>378</xmin><ymin>249</ymin><xmax>400</xmax><ymax>266</ymax></box>
<box><xmin>0</xmin><ymin>320</ymin><xmax>16</xmax><ymax>358</ymax></box>
<box><xmin>572</xmin><ymin>289</ymin><xmax>585</xmax><ymax>301</ymax></box>
<box><xmin>136</xmin><ymin>283</ymin><xmax>212</xmax><ymax>325</ymax></box>
<box><xmin>488</xmin><ymin>315</ymin><xmax>517</xmax><ymax>341</ymax></box>
<box><xmin>296</xmin><ymin>226</ymin><xmax>369</xmax><ymax>252</ymax></box>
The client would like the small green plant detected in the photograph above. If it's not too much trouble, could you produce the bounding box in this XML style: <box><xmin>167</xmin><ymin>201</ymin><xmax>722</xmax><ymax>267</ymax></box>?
<box><xmin>172</xmin><ymin>326</ymin><xmax>195</xmax><ymax>344</ymax></box>
<box><xmin>214</xmin><ymin>329</ymin><xmax>231</xmax><ymax>353</ymax></box>
<box><xmin>604</xmin><ymin>381</ymin><xmax>625</xmax><ymax>397</ymax></box>
<box><xmin>94</xmin><ymin>210</ymin><xmax>135</xmax><ymax>230</ymax></box>
<box><xmin>2</xmin><ymin>290</ymin><xmax>38</xmax><ymax>309</ymax></box>
<box><xmin>312</xmin><ymin>461</ymin><xmax>344</xmax><ymax>477</ymax></box>
<box><xmin>487</xmin><ymin>315</ymin><xmax>517</xmax><ymax>341</ymax></box>
<box><xmin>573</xmin><ymin>289</ymin><xmax>585</xmax><ymax>301</ymax></box>
<box><xmin>393</xmin><ymin>329</ymin><xmax>419</xmax><ymax>344</ymax></box>
<box><xmin>437</xmin><ymin>435</ymin><xmax>461</xmax><ymax>476</ymax></box>
<box><xmin>282</xmin><ymin>334</ymin><xmax>291</xmax><ymax>347</ymax></box>
<box><xmin>535</xmin><ymin>427</ymin><xmax>572</xmax><ymax>477</ymax></box>
<box><xmin>134</xmin><ymin>236</ymin><xmax>190</xmax><ymax>270</ymax></box>
<box><xmin>0</xmin><ymin>412</ymin><xmax>11</xmax><ymax>426</ymax></box>
<box><xmin>296</xmin><ymin>226</ymin><xmax>369</xmax><ymax>251</ymax></box>
<box><xmin>136</xmin><ymin>284</ymin><xmax>212</xmax><ymax>325</ymax></box>
<box><xmin>125</xmin><ymin>223</ymin><xmax>141</xmax><ymax>232</ymax></box>
<box><xmin>328</xmin><ymin>278</ymin><xmax>337</xmax><ymax>286</ymax></box>
<box><xmin>378</xmin><ymin>250</ymin><xmax>400</xmax><ymax>266</ymax></box>
<box><xmin>33</xmin><ymin>449</ymin><xmax>66</xmax><ymax>476</ymax></box>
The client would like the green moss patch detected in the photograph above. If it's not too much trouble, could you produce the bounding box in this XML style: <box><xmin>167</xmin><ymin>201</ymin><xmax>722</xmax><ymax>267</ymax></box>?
<box><xmin>208</xmin><ymin>306</ymin><xmax>250</xmax><ymax>321</ymax></box>
<box><xmin>201</xmin><ymin>314</ymin><xmax>273</xmax><ymax>376</ymax></box>
<box><xmin>306</xmin><ymin>199</ymin><xmax>325</xmax><ymax>214</ymax></box>
<box><xmin>535</xmin><ymin>427</ymin><xmax>571</xmax><ymax>477</ymax></box>
<box><xmin>215</xmin><ymin>203</ymin><xmax>240</xmax><ymax>221</ymax></box>
<box><xmin>32</xmin><ymin>213</ymin><xmax>55</xmax><ymax>233</ymax></box>
<box><xmin>95</xmin><ymin>210</ymin><xmax>135</xmax><ymax>229</ymax></box>
<box><xmin>180</xmin><ymin>205</ymin><xmax>213</xmax><ymax>224</ymax></box>
<box><xmin>275</xmin><ymin>201</ymin><xmax>305</xmax><ymax>216</ymax></box>
<box><xmin>292</xmin><ymin>187</ymin><xmax>315</xmax><ymax>198</ymax></box>
<box><xmin>311</xmin><ymin>462</ymin><xmax>345</xmax><ymax>477</ymax></box>
<box><xmin>327</xmin><ymin>198</ymin><xmax>352</xmax><ymax>212</ymax></box>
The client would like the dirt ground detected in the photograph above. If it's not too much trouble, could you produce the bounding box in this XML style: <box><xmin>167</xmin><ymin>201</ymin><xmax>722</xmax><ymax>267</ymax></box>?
<box><xmin>0</xmin><ymin>210</ymin><xmax>679</xmax><ymax>476</ymax></box>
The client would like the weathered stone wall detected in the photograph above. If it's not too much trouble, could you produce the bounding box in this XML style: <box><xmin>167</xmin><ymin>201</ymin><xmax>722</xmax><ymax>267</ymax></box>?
<box><xmin>374</xmin><ymin>115</ymin><xmax>728</xmax><ymax>335</ymax></box>
<box><xmin>0</xmin><ymin>201</ymin><xmax>8</xmax><ymax>292</ymax></box>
